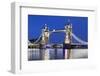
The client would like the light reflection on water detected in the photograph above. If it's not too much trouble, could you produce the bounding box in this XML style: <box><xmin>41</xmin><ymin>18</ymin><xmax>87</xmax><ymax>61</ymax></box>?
<box><xmin>28</xmin><ymin>49</ymin><xmax>88</xmax><ymax>61</ymax></box>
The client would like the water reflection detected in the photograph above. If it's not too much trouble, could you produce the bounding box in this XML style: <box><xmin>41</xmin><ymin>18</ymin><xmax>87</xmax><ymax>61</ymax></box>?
<box><xmin>28</xmin><ymin>48</ymin><xmax>88</xmax><ymax>61</ymax></box>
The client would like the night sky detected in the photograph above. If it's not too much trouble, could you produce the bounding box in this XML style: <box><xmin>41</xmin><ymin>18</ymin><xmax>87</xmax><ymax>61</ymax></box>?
<box><xmin>28</xmin><ymin>15</ymin><xmax>88</xmax><ymax>44</ymax></box>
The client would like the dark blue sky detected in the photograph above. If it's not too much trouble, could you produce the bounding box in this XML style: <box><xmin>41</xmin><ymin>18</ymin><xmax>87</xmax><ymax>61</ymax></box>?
<box><xmin>28</xmin><ymin>15</ymin><xmax>88</xmax><ymax>44</ymax></box>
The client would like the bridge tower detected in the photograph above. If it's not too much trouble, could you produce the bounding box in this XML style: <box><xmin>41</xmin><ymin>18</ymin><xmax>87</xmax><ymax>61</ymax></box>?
<box><xmin>41</xmin><ymin>24</ymin><xmax>50</xmax><ymax>44</ymax></box>
<box><xmin>41</xmin><ymin>24</ymin><xmax>50</xmax><ymax>60</ymax></box>
<box><xmin>64</xmin><ymin>20</ymin><xmax>72</xmax><ymax>59</ymax></box>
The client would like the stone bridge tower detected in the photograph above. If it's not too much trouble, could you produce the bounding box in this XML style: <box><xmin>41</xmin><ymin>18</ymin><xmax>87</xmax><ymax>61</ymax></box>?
<box><xmin>41</xmin><ymin>24</ymin><xmax>50</xmax><ymax>44</ymax></box>
<box><xmin>65</xmin><ymin>24</ymin><xmax>72</xmax><ymax>44</ymax></box>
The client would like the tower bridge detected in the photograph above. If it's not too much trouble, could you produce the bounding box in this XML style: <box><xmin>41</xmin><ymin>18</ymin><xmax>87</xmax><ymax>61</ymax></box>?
<box><xmin>33</xmin><ymin>23</ymin><xmax>87</xmax><ymax>45</ymax></box>
<box><xmin>28</xmin><ymin>21</ymin><xmax>88</xmax><ymax>60</ymax></box>
<box><xmin>33</xmin><ymin>23</ymin><xmax>72</xmax><ymax>44</ymax></box>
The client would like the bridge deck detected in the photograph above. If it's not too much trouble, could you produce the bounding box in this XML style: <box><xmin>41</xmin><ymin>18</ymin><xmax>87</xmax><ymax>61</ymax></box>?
<box><xmin>28</xmin><ymin>43</ymin><xmax>88</xmax><ymax>49</ymax></box>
